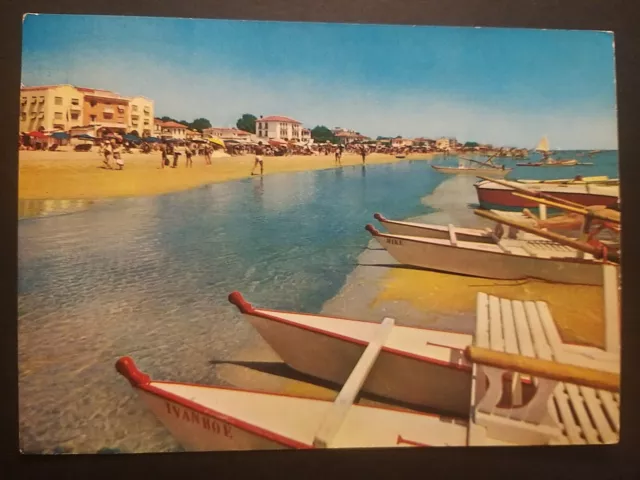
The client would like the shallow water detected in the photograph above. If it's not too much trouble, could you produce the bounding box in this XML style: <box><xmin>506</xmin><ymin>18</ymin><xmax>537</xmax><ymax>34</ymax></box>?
<box><xmin>17</xmin><ymin>152</ymin><xmax>620</xmax><ymax>453</ymax></box>
<box><xmin>18</xmin><ymin>161</ymin><xmax>445</xmax><ymax>453</ymax></box>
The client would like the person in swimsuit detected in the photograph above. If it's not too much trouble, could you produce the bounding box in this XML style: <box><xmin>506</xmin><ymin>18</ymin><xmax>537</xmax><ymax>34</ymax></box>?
<box><xmin>251</xmin><ymin>142</ymin><xmax>265</xmax><ymax>175</ymax></box>
<box><xmin>102</xmin><ymin>141</ymin><xmax>113</xmax><ymax>169</ymax></box>
<box><xmin>359</xmin><ymin>144</ymin><xmax>367</xmax><ymax>164</ymax></box>
<box><xmin>185</xmin><ymin>143</ymin><xmax>193</xmax><ymax>168</ymax></box>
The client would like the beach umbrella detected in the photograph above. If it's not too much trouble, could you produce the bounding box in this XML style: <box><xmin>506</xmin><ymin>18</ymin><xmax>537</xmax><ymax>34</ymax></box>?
<box><xmin>50</xmin><ymin>131</ymin><xmax>70</xmax><ymax>140</ymax></box>
<box><xmin>123</xmin><ymin>134</ymin><xmax>141</xmax><ymax>143</ymax></box>
<box><xmin>73</xmin><ymin>134</ymin><xmax>97</xmax><ymax>141</ymax></box>
<box><xmin>142</xmin><ymin>136</ymin><xmax>159</xmax><ymax>143</ymax></box>
<box><xmin>208</xmin><ymin>137</ymin><xmax>226</xmax><ymax>148</ymax></box>
<box><xmin>28</xmin><ymin>131</ymin><xmax>48</xmax><ymax>139</ymax></box>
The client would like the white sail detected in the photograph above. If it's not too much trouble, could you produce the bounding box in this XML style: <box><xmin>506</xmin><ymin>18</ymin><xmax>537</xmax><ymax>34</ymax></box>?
<box><xmin>536</xmin><ymin>136</ymin><xmax>550</xmax><ymax>152</ymax></box>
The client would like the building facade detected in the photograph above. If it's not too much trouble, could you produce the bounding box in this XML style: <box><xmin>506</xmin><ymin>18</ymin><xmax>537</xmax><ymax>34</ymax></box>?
<box><xmin>255</xmin><ymin>116</ymin><xmax>303</xmax><ymax>141</ymax></box>
<box><xmin>19</xmin><ymin>84</ymin><xmax>84</xmax><ymax>133</ymax></box>
<box><xmin>78</xmin><ymin>87</ymin><xmax>130</xmax><ymax>136</ymax></box>
<box><xmin>128</xmin><ymin>96</ymin><xmax>154</xmax><ymax>137</ymax></box>
<box><xmin>19</xmin><ymin>84</ymin><xmax>155</xmax><ymax>137</ymax></box>
<box><xmin>155</xmin><ymin>120</ymin><xmax>187</xmax><ymax>140</ymax></box>
<box><xmin>435</xmin><ymin>137</ymin><xmax>458</xmax><ymax>151</ymax></box>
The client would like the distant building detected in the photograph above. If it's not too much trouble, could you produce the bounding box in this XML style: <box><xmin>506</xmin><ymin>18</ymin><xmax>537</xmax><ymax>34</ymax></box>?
<box><xmin>128</xmin><ymin>96</ymin><xmax>154</xmax><ymax>137</ymax></box>
<box><xmin>256</xmin><ymin>115</ymin><xmax>303</xmax><ymax>141</ymax></box>
<box><xmin>156</xmin><ymin>120</ymin><xmax>188</xmax><ymax>140</ymax></box>
<box><xmin>301</xmin><ymin>128</ymin><xmax>312</xmax><ymax>143</ymax></box>
<box><xmin>333</xmin><ymin>127</ymin><xmax>369</xmax><ymax>144</ymax></box>
<box><xmin>391</xmin><ymin>138</ymin><xmax>414</xmax><ymax>147</ymax></box>
<box><xmin>203</xmin><ymin>127</ymin><xmax>254</xmax><ymax>141</ymax></box>
<box><xmin>19</xmin><ymin>84</ymin><xmax>154</xmax><ymax>137</ymax></box>
<box><xmin>436</xmin><ymin>137</ymin><xmax>458</xmax><ymax>151</ymax></box>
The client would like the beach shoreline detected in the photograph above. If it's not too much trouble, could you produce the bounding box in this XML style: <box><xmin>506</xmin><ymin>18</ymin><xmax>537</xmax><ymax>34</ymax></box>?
<box><xmin>18</xmin><ymin>149</ymin><xmax>436</xmax><ymax>201</ymax></box>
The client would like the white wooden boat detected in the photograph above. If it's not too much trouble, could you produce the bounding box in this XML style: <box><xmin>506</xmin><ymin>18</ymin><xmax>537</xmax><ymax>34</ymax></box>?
<box><xmin>431</xmin><ymin>165</ymin><xmax>511</xmax><ymax>177</ymax></box>
<box><xmin>365</xmin><ymin>223</ymin><xmax>616</xmax><ymax>285</ymax></box>
<box><xmin>227</xmin><ymin>292</ymin><xmax>473</xmax><ymax>416</ymax></box>
<box><xmin>372</xmin><ymin>212</ymin><xmax>544</xmax><ymax>243</ymax></box>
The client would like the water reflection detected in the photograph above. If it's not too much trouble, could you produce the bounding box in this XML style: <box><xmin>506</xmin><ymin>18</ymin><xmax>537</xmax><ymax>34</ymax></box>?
<box><xmin>19</xmin><ymin>199</ymin><xmax>94</xmax><ymax>220</ymax></box>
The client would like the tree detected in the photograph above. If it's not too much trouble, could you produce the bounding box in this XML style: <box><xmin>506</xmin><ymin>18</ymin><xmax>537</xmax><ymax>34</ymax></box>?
<box><xmin>311</xmin><ymin>126</ymin><xmax>336</xmax><ymax>143</ymax></box>
<box><xmin>464</xmin><ymin>141</ymin><xmax>479</xmax><ymax>148</ymax></box>
<box><xmin>129</xmin><ymin>130</ymin><xmax>140</xmax><ymax>137</ymax></box>
<box><xmin>189</xmin><ymin>118</ymin><xmax>212</xmax><ymax>133</ymax></box>
<box><xmin>236</xmin><ymin>114</ymin><xmax>257</xmax><ymax>133</ymax></box>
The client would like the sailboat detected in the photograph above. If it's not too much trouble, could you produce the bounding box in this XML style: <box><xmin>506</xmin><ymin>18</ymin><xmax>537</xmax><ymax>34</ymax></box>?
<box><xmin>517</xmin><ymin>136</ymin><xmax>590</xmax><ymax>167</ymax></box>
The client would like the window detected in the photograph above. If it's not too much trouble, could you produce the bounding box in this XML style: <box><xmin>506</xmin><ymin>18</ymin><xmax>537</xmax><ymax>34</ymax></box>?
<box><xmin>143</xmin><ymin>120</ymin><xmax>149</xmax><ymax>125</ymax></box>
<box><xmin>54</xmin><ymin>112</ymin><xmax>63</xmax><ymax>120</ymax></box>
<box><xmin>55</xmin><ymin>96</ymin><xmax>63</xmax><ymax>105</ymax></box>
<box><xmin>38</xmin><ymin>96</ymin><xmax>45</xmax><ymax>103</ymax></box>
<box><xmin>31</xmin><ymin>97</ymin><xmax>37</xmax><ymax>104</ymax></box>
<box><xmin>104</xmin><ymin>113</ymin><xmax>113</xmax><ymax>120</ymax></box>
<box><xmin>21</xmin><ymin>112</ymin><xmax>26</xmax><ymax>120</ymax></box>
<box><xmin>71</xmin><ymin>113</ymin><xmax>79</xmax><ymax>120</ymax></box>
<box><xmin>71</xmin><ymin>98</ymin><xmax>79</xmax><ymax>105</ymax></box>
<box><xmin>132</xmin><ymin>105</ymin><xmax>139</xmax><ymax>112</ymax></box>
<box><xmin>21</xmin><ymin>97</ymin><xmax>27</xmax><ymax>104</ymax></box>
<box><xmin>90</xmin><ymin>115</ymin><xmax>97</xmax><ymax>122</ymax></box>
<box><xmin>90</xmin><ymin>101</ymin><xmax>97</xmax><ymax>107</ymax></box>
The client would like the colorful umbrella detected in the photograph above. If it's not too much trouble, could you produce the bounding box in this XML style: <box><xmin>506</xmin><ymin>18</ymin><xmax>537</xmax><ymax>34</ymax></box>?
<box><xmin>28</xmin><ymin>131</ymin><xmax>48</xmax><ymax>139</ymax></box>
<box><xmin>208</xmin><ymin>137</ymin><xmax>226</xmax><ymax>148</ymax></box>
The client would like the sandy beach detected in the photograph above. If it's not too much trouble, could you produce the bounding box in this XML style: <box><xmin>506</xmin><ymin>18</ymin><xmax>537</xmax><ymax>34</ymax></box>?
<box><xmin>18</xmin><ymin>149</ymin><xmax>433</xmax><ymax>200</ymax></box>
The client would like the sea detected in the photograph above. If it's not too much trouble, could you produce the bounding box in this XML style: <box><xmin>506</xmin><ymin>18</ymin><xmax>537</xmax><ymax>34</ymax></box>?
<box><xmin>17</xmin><ymin>151</ymin><xmax>619</xmax><ymax>453</ymax></box>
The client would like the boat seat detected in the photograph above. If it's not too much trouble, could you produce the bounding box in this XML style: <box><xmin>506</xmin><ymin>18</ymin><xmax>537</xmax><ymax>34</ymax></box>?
<box><xmin>469</xmin><ymin>290</ymin><xmax>620</xmax><ymax>446</ymax></box>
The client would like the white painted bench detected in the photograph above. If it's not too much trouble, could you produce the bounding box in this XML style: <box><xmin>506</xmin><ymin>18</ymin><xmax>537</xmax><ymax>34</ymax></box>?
<box><xmin>469</xmin><ymin>290</ymin><xmax>620</xmax><ymax>446</ymax></box>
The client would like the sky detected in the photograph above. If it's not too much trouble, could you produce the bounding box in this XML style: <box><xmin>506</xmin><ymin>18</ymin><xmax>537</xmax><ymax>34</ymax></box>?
<box><xmin>21</xmin><ymin>14</ymin><xmax>618</xmax><ymax>149</ymax></box>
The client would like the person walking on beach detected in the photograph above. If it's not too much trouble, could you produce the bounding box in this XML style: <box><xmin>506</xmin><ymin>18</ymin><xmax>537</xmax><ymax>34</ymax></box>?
<box><xmin>112</xmin><ymin>140</ymin><xmax>124</xmax><ymax>170</ymax></box>
<box><xmin>204</xmin><ymin>144</ymin><xmax>212</xmax><ymax>165</ymax></box>
<box><xmin>172</xmin><ymin>143</ymin><xmax>181</xmax><ymax>168</ymax></box>
<box><xmin>102</xmin><ymin>140</ymin><xmax>113</xmax><ymax>169</ymax></box>
<box><xmin>185</xmin><ymin>143</ymin><xmax>193</xmax><ymax>168</ymax></box>
<box><xmin>160</xmin><ymin>143</ymin><xmax>169</xmax><ymax>168</ymax></box>
<box><xmin>334</xmin><ymin>145</ymin><xmax>342</xmax><ymax>166</ymax></box>
<box><xmin>251</xmin><ymin>141</ymin><xmax>265</xmax><ymax>176</ymax></box>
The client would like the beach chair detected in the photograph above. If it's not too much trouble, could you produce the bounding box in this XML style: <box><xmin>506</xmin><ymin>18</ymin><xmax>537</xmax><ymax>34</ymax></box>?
<box><xmin>468</xmin><ymin>264</ymin><xmax>620</xmax><ymax>445</ymax></box>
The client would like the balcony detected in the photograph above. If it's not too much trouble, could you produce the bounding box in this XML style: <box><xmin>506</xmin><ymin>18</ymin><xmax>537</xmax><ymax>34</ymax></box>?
<box><xmin>143</xmin><ymin>106</ymin><xmax>150</xmax><ymax>113</ymax></box>
<box><xmin>38</xmin><ymin>97</ymin><xmax>45</xmax><ymax>103</ymax></box>
<box><xmin>70</xmin><ymin>105</ymin><xmax>82</xmax><ymax>112</ymax></box>
<box><xmin>103</xmin><ymin>107</ymin><xmax>115</xmax><ymax>114</ymax></box>
<box><xmin>21</xmin><ymin>98</ymin><xmax>27</xmax><ymax>105</ymax></box>
<box><xmin>131</xmin><ymin>114</ymin><xmax>140</xmax><ymax>120</ymax></box>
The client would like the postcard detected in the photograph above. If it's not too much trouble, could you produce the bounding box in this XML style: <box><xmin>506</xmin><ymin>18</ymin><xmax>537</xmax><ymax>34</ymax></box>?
<box><xmin>18</xmin><ymin>14</ymin><xmax>620</xmax><ymax>453</ymax></box>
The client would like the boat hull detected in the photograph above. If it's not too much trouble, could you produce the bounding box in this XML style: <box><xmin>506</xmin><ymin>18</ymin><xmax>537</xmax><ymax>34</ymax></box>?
<box><xmin>244</xmin><ymin>313</ymin><xmax>472</xmax><ymax>416</ymax></box>
<box><xmin>374</xmin><ymin>234</ymin><xmax>607</xmax><ymax>285</ymax></box>
<box><xmin>475</xmin><ymin>180</ymin><xmax>619</xmax><ymax>209</ymax></box>
<box><xmin>432</xmin><ymin>165</ymin><xmax>510</xmax><ymax>177</ymax></box>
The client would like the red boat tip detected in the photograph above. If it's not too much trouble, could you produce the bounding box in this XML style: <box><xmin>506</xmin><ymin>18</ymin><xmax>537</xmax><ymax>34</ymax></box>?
<box><xmin>228</xmin><ymin>291</ymin><xmax>254</xmax><ymax>313</ymax></box>
<box><xmin>365</xmin><ymin>224</ymin><xmax>380</xmax><ymax>235</ymax></box>
<box><xmin>116</xmin><ymin>357</ymin><xmax>151</xmax><ymax>387</ymax></box>
<box><xmin>373</xmin><ymin>213</ymin><xmax>385</xmax><ymax>221</ymax></box>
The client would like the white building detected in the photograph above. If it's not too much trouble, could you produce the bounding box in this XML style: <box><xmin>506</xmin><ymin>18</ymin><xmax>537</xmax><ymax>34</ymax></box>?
<box><xmin>436</xmin><ymin>137</ymin><xmax>458</xmax><ymax>151</ymax></box>
<box><xmin>255</xmin><ymin>115</ymin><xmax>303</xmax><ymax>141</ymax></box>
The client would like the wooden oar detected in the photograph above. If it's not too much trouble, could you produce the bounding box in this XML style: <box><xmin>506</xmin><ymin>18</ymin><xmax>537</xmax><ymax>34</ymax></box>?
<box><xmin>473</xmin><ymin>209</ymin><xmax>620</xmax><ymax>263</ymax></box>
<box><xmin>465</xmin><ymin>346</ymin><xmax>620</xmax><ymax>393</ymax></box>
<box><xmin>476</xmin><ymin>176</ymin><xmax>587</xmax><ymax>209</ymax></box>
<box><xmin>512</xmin><ymin>192</ymin><xmax>621</xmax><ymax>224</ymax></box>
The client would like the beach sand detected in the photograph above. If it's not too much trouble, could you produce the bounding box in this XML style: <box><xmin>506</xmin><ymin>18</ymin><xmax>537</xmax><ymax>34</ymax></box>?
<box><xmin>19</xmin><ymin>149</ymin><xmax>433</xmax><ymax>200</ymax></box>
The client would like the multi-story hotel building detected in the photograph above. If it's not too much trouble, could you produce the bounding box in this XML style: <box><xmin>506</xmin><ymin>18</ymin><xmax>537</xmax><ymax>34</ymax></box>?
<box><xmin>203</xmin><ymin>127</ymin><xmax>254</xmax><ymax>141</ymax></box>
<box><xmin>128</xmin><ymin>96</ymin><xmax>155</xmax><ymax>137</ymax></box>
<box><xmin>19</xmin><ymin>84</ymin><xmax>154</xmax><ymax>137</ymax></box>
<box><xmin>255</xmin><ymin>115</ymin><xmax>303</xmax><ymax>141</ymax></box>
<box><xmin>154</xmin><ymin>119</ymin><xmax>188</xmax><ymax>140</ymax></box>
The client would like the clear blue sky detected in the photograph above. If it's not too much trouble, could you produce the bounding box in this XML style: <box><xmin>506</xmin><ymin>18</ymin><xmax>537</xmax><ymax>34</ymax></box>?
<box><xmin>21</xmin><ymin>14</ymin><xmax>618</xmax><ymax>149</ymax></box>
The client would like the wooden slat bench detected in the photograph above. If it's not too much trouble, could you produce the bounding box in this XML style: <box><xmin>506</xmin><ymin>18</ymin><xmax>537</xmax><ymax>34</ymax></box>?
<box><xmin>468</xmin><ymin>292</ymin><xmax>620</xmax><ymax>446</ymax></box>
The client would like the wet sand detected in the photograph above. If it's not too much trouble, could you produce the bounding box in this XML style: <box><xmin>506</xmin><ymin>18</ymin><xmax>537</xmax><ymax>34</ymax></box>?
<box><xmin>19</xmin><ymin>149</ymin><xmax>434</xmax><ymax>200</ymax></box>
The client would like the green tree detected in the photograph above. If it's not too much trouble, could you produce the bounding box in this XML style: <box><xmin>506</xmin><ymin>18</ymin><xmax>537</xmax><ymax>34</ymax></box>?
<box><xmin>464</xmin><ymin>141</ymin><xmax>479</xmax><ymax>148</ymax></box>
<box><xmin>189</xmin><ymin>118</ymin><xmax>212</xmax><ymax>133</ymax></box>
<box><xmin>236</xmin><ymin>114</ymin><xmax>257</xmax><ymax>133</ymax></box>
<box><xmin>311</xmin><ymin>125</ymin><xmax>336</xmax><ymax>143</ymax></box>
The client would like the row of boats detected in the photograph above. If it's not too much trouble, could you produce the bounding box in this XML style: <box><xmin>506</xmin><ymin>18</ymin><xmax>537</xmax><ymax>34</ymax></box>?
<box><xmin>116</xmin><ymin>169</ymin><xmax>621</xmax><ymax>451</ymax></box>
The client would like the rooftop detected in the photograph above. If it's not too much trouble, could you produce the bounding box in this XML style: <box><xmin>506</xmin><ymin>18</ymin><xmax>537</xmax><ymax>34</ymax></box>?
<box><xmin>259</xmin><ymin>115</ymin><xmax>302</xmax><ymax>124</ymax></box>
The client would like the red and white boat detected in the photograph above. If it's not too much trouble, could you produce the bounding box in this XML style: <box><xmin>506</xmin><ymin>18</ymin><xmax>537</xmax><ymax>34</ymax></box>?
<box><xmin>115</xmin><ymin>355</ymin><xmax>468</xmax><ymax>451</ymax></box>
<box><xmin>474</xmin><ymin>178</ymin><xmax>619</xmax><ymax>210</ymax></box>
<box><xmin>227</xmin><ymin>292</ymin><xmax>473</xmax><ymax>416</ymax></box>
<box><xmin>365</xmin><ymin>224</ymin><xmax>615</xmax><ymax>286</ymax></box>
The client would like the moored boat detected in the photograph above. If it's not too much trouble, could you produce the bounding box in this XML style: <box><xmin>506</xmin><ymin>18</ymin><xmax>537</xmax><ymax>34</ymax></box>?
<box><xmin>116</xmin><ymin>356</ymin><xmax>468</xmax><ymax>450</ymax></box>
<box><xmin>227</xmin><ymin>291</ymin><xmax>473</xmax><ymax>416</ymax></box>
<box><xmin>365</xmin><ymin>223</ymin><xmax>617</xmax><ymax>285</ymax></box>
<box><xmin>431</xmin><ymin>165</ymin><xmax>511</xmax><ymax>176</ymax></box>
<box><xmin>373</xmin><ymin>212</ymin><xmax>495</xmax><ymax>243</ymax></box>
<box><xmin>475</xmin><ymin>178</ymin><xmax>619</xmax><ymax>210</ymax></box>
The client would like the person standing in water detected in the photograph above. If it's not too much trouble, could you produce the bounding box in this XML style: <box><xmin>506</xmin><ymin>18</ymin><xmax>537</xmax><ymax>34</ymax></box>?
<box><xmin>251</xmin><ymin>141</ymin><xmax>265</xmax><ymax>176</ymax></box>
<box><xmin>359</xmin><ymin>144</ymin><xmax>367</xmax><ymax>164</ymax></box>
